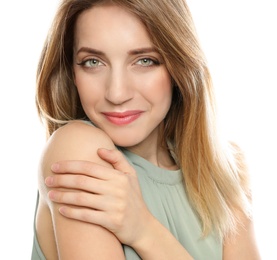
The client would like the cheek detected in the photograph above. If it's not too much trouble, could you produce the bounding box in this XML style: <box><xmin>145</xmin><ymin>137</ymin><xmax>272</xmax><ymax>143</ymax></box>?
<box><xmin>148</xmin><ymin>70</ymin><xmax>172</xmax><ymax>104</ymax></box>
<box><xmin>154</xmin><ymin>68</ymin><xmax>171</xmax><ymax>89</ymax></box>
<box><xmin>74</xmin><ymin>72</ymin><xmax>103</xmax><ymax>104</ymax></box>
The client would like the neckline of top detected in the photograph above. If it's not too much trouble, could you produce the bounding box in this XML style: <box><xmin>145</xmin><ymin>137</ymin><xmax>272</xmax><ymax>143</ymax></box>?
<box><xmin>119</xmin><ymin>148</ymin><xmax>183</xmax><ymax>185</ymax></box>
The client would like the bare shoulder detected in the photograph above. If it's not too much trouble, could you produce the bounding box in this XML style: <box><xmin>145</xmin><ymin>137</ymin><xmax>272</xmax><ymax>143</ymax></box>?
<box><xmin>223</xmin><ymin>142</ymin><xmax>261</xmax><ymax>259</ymax></box>
<box><xmin>38</xmin><ymin>120</ymin><xmax>115</xmax><ymax>198</ymax></box>
<box><xmin>36</xmin><ymin>120</ymin><xmax>124</xmax><ymax>259</ymax></box>
<box><xmin>48</xmin><ymin>120</ymin><xmax>115</xmax><ymax>159</ymax></box>
<box><xmin>55</xmin><ymin>120</ymin><xmax>114</xmax><ymax>146</ymax></box>
<box><xmin>229</xmin><ymin>141</ymin><xmax>252</xmax><ymax>197</ymax></box>
<box><xmin>223</xmin><ymin>213</ymin><xmax>261</xmax><ymax>260</ymax></box>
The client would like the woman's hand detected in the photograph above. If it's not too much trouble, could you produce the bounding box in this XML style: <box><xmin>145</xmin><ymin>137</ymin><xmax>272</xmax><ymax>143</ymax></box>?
<box><xmin>45</xmin><ymin>148</ymin><xmax>153</xmax><ymax>246</ymax></box>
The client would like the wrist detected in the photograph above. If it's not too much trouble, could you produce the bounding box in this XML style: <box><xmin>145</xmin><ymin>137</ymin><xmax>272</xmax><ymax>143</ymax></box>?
<box><xmin>130</xmin><ymin>216</ymin><xmax>193</xmax><ymax>260</ymax></box>
<box><xmin>130</xmin><ymin>215</ymin><xmax>160</xmax><ymax>254</ymax></box>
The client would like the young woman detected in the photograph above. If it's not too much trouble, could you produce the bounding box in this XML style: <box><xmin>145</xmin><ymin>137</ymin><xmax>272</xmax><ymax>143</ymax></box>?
<box><xmin>32</xmin><ymin>0</ymin><xmax>260</xmax><ymax>259</ymax></box>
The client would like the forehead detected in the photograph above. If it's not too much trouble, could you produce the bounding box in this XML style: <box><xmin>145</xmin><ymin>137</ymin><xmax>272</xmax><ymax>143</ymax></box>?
<box><xmin>74</xmin><ymin>4</ymin><xmax>153</xmax><ymax>49</ymax></box>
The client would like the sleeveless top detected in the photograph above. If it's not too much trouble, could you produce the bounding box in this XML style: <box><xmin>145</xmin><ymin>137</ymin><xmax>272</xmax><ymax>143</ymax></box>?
<box><xmin>31</xmin><ymin>147</ymin><xmax>222</xmax><ymax>260</ymax></box>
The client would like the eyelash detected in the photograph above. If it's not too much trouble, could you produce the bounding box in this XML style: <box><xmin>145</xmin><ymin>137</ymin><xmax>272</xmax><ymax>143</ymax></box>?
<box><xmin>76</xmin><ymin>57</ymin><xmax>161</xmax><ymax>69</ymax></box>
<box><xmin>76</xmin><ymin>59</ymin><xmax>103</xmax><ymax>68</ymax></box>
<box><xmin>135</xmin><ymin>58</ymin><xmax>160</xmax><ymax>67</ymax></box>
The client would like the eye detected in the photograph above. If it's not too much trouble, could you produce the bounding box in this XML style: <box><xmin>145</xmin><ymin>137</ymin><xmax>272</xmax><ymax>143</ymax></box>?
<box><xmin>77</xmin><ymin>58</ymin><xmax>104</xmax><ymax>68</ymax></box>
<box><xmin>136</xmin><ymin>58</ymin><xmax>159</xmax><ymax>67</ymax></box>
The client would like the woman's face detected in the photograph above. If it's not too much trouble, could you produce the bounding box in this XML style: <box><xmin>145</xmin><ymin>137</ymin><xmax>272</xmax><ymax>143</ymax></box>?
<box><xmin>73</xmin><ymin>4</ymin><xmax>172</xmax><ymax>149</ymax></box>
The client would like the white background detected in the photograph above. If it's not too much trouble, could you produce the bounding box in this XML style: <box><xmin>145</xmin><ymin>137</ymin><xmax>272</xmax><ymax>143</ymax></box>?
<box><xmin>0</xmin><ymin>0</ymin><xmax>276</xmax><ymax>259</ymax></box>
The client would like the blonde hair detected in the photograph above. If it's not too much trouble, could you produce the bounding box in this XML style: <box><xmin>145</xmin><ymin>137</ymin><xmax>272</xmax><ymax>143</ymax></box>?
<box><xmin>36</xmin><ymin>0</ymin><xmax>252</xmax><ymax>238</ymax></box>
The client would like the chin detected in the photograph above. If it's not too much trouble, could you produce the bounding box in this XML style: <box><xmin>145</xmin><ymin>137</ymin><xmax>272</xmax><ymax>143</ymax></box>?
<box><xmin>110</xmin><ymin>134</ymin><xmax>144</xmax><ymax>148</ymax></box>
<box><xmin>112</xmin><ymin>139</ymin><xmax>139</xmax><ymax>148</ymax></box>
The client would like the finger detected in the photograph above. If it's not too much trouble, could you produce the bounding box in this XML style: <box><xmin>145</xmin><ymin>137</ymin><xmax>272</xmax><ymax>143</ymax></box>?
<box><xmin>97</xmin><ymin>149</ymin><xmax>135</xmax><ymax>175</ymax></box>
<box><xmin>48</xmin><ymin>190</ymin><xmax>107</xmax><ymax>210</ymax></box>
<box><xmin>51</xmin><ymin>160</ymin><xmax>113</xmax><ymax>180</ymax></box>
<box><xmin>45</xmin><ymin>174</ymin><xmax>107</xmax><ymax>194</ymax></box>
<box><xmin>59</xmin><ymin>206</ymin><xmax>109</xmax><ymax>229</ymax></box>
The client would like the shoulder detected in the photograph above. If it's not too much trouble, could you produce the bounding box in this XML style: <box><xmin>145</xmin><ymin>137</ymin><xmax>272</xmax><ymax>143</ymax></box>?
<box><xmin>45</xmin><ymin>120</ymin><xmax>115</xmax><ymax>162</ymax></box>
<box><xmin>38</xmin><ymin>120</ymin><xmax>116</xmax><ymax>196</ymax></box>
<box><xmin>228</xmin><ymin>141</ymin><xmax>251</xmax><ymax>194</ymax></box>
<box><xmin>49</xmin><ymin>120</ymin><xmax>115</xmax><ymax>155</ymax></box>
<box><xmin>36</xmin><ymin>120</ymin><xmax>125</xmax><ymax>259</ymax></box>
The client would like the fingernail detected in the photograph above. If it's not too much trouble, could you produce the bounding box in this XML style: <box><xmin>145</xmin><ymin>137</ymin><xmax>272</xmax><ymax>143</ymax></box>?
<box><xmin>59</xmin><ymin>207</ymin><xmax>66</xmax><ymax>215</ymax></box>
<box><xmin>45</xmin><ymin>176</ymin><xmax>54</xmax><ymax>186</ymax></box>
<box><xmin>51</xmin><ymin>163</ymin><xmax>59</xmax><ymax>172</ymax></box>
<box><xmin>48</xmin><ymin>190</ymin><xmax>55</xmax><ymax>200</ymax></box>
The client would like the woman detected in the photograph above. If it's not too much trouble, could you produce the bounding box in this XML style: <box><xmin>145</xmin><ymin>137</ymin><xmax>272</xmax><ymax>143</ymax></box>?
<box><xmin>32</xmin><ymin>0</ymin><xmax>260</xmax><ymax>259</ymax></box>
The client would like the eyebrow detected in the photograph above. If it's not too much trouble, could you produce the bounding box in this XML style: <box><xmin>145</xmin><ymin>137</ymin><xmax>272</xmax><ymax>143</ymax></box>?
<box><xmin>76</xmin><ymin>47</ymin><xmax>159</xmax><ymax>56</ymax></box>
<box><xmin>127</xmin><ymin>47</ymin><xmax>158</xmax><ymax>55</ymax></box>
<box><xmin>76</xmin><ymin>47</ymin><xmax>105</xmax><ymax>56</ymax></box>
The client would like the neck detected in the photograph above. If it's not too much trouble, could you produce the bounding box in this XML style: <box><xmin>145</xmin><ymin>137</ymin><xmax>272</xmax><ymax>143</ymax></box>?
<box><xmin>127</xmin><ymin>132</ymin><xmax>178</xmax><ymax>170</ymax></box>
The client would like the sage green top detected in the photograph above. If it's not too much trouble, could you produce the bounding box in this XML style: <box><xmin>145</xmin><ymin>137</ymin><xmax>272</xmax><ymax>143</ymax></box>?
<box><xmin>31</xmin><ymin>148</ymin><xmax>222</xmax><ymax>260</ymax></box>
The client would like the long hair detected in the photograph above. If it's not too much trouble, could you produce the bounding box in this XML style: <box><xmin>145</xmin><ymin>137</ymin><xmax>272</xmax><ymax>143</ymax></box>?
<box><xmin>36</xmin><ymin>0</ymin><xmax>252</xmax><ymax>238</ymax></box>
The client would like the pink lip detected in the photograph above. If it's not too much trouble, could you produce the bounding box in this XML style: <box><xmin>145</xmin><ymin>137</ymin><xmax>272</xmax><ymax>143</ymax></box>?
<box><xmin>102</xmin><ymin>110</ymin><xmax>143</xmax><ymax>125</ymax></box>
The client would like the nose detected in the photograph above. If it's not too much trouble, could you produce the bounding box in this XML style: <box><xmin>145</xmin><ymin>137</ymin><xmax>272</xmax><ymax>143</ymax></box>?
<box><xmin>105</xmin><ymin>69</ymin><xmax>133</xmax><ymax>105</ymax></box>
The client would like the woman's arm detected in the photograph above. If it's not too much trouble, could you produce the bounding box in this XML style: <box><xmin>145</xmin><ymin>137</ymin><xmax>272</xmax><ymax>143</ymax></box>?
<box><xmin>129</xmin><ymin>217</ymin><xmax>194</xmax><ymax>260</ymax></box>
<box><xmin>49</xmin><ymin>159</ymin><xmax>193</xmax><ymax>260</ymax></box>
<box><xmin>222</xmin><ymin>143</ymin><xmax>261</xmax><ymax>259</ymax></box>
<box><xmin>45</xmin><ymin>125</ymin><xmax>193</xmax><ymax>259</ymax></box>
<box><xmin>223</xmin><ymin>212</ymin><xmax>261</xmax><ymax>259</ymax></box>
<box><xmin>37</xmin><ymin>121</ymin><xmax>125</xmax><ymax>259</ymax></box>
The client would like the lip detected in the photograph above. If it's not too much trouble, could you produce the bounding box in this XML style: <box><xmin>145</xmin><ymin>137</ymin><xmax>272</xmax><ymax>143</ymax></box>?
<box><xmin>102</xmin><ymin>110</ymin><xmax>144</xmax><ymax>125</ymax></box>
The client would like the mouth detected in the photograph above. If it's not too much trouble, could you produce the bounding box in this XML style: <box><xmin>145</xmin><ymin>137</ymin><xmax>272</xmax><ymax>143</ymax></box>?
<box><xmin>102</xmin><ymin>110</ymin><xmax>143</xmax><ymax>125</ymax></box>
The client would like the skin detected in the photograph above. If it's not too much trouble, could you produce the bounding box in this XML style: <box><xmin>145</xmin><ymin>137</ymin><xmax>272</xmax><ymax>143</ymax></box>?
<box><xmin>37</xmin><ymin>123</ymin><xmax>127</xmax><ymax>259</ymax></box>
<box><xmin>73</xmin><ymin>3</ymin><xmax>173</xmax><ymax>166</ymax></box>
<box><xmin>37</xmin><ymin>4</ymin><xmax>192</xmax><ymax>259</ymax></box>
<box><xmin>36</xmin><ymin>3</ymin><xmax>261</xmax><ymax>260</ymax></box>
